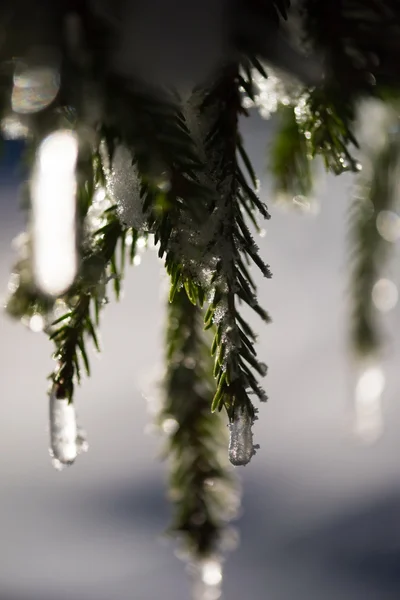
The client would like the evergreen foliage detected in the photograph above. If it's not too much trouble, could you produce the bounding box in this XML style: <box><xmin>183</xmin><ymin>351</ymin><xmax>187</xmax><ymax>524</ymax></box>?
<box><xmin>2</xmin><ymin>0</ymin><xmax>400</xmax><ymax>592</ymax></box>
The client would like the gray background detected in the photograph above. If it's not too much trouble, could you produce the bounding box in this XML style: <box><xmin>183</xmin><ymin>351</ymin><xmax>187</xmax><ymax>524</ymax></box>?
<box><xmin>0</xmin><ymin>115</ymin><xmax>400</xmax><ymax>599</ymax></box>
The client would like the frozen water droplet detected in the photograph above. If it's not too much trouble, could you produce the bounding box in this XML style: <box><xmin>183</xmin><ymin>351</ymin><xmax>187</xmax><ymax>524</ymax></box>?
<box><xmin>155</xmin><ymin>172</ymin><xmax>171</xmax><ymax>192</ymax></box>
<box><xmin>183</xmin><ymin>356</ymin><xmax>196</xmax><ymax>369</ymax></box>
<box><xmin>125</xmin><ymin>232</ymin><xmax>134</xmax><ymax>246</ymax></box>
<box><xmin>192</xmin><ymin>559</ymin><xmax>223</xmax><ymax>600</ymax></box>
<box><xmin>242</xmin><ymin>96</ymin><xmax>254</xmax><ymax>109</ymax></box>
<box><xmin>137</xmin><ymin>236</ymin><xmax>147</xmax><ymax>250</ymax></box>
<box><xmin>372</xmin><ymin>278</ymin><xmax>398</xmax><ymax>312</ymax></box>
<box><xmin>162</xmin><ymin>418</ymin><xmax>179</xmax><ymax>435</ymax></box>
<box><xmin>49</xmin><ymin>392</ymin><xmax>87</xmax><ymax>469</ymax></box>
<box><xmin>376</xmin><ymin>210</ymin><xmax>400</xmax><ymax>242</ymax></box>
<box><xmin>29</xmin><ymin>313</ymin><xmax>44</xmax><ymax>332</ymax></box>
<box><xmin>133</xmin><ymin>254</ymin><xmax>142</xmax><ymax>266</ymax></box>
<box><xmin>353</xmin><ymin>364</ymin><xmax>385</xmax><ymax>444</ymax></box>
<box><xmin>201</xmin><ymin>560</ymin><xmax>222</xmax><ymax>586</ymax></box>
<box><xmin>86</xmin><ymin>186</ymin><xmax>112</xmax><ymax>234</ymax></box>
<box><xmin>228</xmin><ymin>408</ymin><xmax>256</xmax><ymax>466</ymax></box>
<box><xmin>94</xmin><ymin>187</ymin><xmax>106</xmax><ymax>202</ymax></box>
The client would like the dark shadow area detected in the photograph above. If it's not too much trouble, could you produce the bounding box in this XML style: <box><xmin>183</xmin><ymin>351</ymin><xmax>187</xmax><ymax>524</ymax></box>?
<box><xmin>280</xmin><ymin>490</ymin><xmax>400</xmax><ymax>597</ymax></box>
<box><xmin>52</xmin><ymin>476</ymin><xmax>400</xmax><ymax>600</ymax></box>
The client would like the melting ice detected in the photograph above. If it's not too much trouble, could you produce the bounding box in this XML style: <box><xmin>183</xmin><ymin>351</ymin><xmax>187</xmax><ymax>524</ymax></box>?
<box><xmin>228</xmin><ymin>408</ymin><xmax>256</xmax><ymax>466</ymax></box>
<box><xmin>49</xmin><ymin>392</ymin><xmax>88</xmax><ymax>470</ymax></box>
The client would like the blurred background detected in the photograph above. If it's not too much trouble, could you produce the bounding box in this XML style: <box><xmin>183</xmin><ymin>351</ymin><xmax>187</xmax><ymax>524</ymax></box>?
<box><xmin>1</xmin><ymin>114</ymin><xmax>400</xmax><ymax>600</ymax></box>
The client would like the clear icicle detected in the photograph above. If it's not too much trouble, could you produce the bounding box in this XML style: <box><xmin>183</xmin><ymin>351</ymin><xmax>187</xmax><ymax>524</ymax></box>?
<box><xmin>49</xmin><ymin>392</ymin><xmax>88</xmax><ymax>470</ymax></box>
<box><xmin>353</xmin><ymin>363</ymin><xmax>385</xmax><ymax>444</ymax></box>
<box><xmin>191</xmin><ymin>558</ymin><xmax>223</xmax><ymax>600</ymax></box>
<box><xmin>228</xmin><ymin>408</ymin><xmax>256</xmax><ymax>466</ymax></box>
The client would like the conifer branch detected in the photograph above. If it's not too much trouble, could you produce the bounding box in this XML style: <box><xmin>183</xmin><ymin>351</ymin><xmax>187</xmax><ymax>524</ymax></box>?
<box><xmin>194</xmin><ymin>66</ymin><xmax>271</xmax><ymax>427</ymax></box>
<box><xmin>161</xmin><ymin>289</ymin><xmax>237</xmax><ymax>558</ymax></box>
<box><xmin>297</xmin><ymin>88</ymin><xmax>360</xmax><ymax>174</ymax></box>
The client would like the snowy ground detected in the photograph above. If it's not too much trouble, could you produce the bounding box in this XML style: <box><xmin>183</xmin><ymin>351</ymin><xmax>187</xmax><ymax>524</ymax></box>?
<box><xmin>1</xmin><ymin>116</ymin><xmax>400</xmax><ymax>600</ymax></box>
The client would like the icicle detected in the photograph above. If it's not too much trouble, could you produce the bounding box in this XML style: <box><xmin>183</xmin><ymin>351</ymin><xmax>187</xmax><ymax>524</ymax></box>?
<box><xmin>191</xmin><ymin>558</ymin><xmax>223</xmax><ymax>600</ymax></box>
<box><xmin>31</xmin><ymin>130</ymin><xmax>79</xmax><ymax>296</ymax></box>
<box><xmin>49</xmin><ymin>391</ymin><xmax>88</xmax><ymax>470</ymax></box>
<box><xmin>228</xmin><ymin>408</ymin><xmax>256</xmax><ymax>466</ymax></box>
<box><xmin>353</xmin><ymin>364</ymin><xmax>385</xmax><ymax>444</ymax></box>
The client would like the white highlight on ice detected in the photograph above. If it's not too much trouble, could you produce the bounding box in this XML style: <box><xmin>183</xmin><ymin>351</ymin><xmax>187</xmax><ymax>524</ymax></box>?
<box><xmin>31</xmin><ymin>130</ymin><xmax>78</xmax><ymax>296</ymax></box>
<box><xmin>192</xmin><ymin>559</ymin><xmax>223</xmax><ymax>600</ymax></box>
<box><xmin>86</xmin><ymin>186</ymin><xmax>111</xmax><ymax>234</ymax></box>
<box><xmin>376</xmin><ymin>210</ymin><xmax>400</xmax><ymax>242</ymax></box>
<box><xmin>94</xmin><ymin>187</ymin><xmax>106</xmax><ymax>202</ymax></box>
<box><xmin>354</xmin><ymin>366</ymin><xmax>385</xmax><ymax>444</ymax></box>
<box><xmin>29</xmin><ymin>313</ymin><xmax>45</xmax><ymax>333</ymax></box>
<box><xmin>137</xmin><ymin>236</ymin><xmax>147</xmax><ymax>250</ymax></box>
<box><xmin>162</xmin><ymin>417</ymin><xmax>179</xmax><ymax>435</ymax></box>
<box><xmin>372</xmin><ymin>278</ymin><xmax>398</xmax><ymax>313</ymax></box>
<box><xmin>125</xmin><ymin>232</ymin><xmax>134</xmax><ymax>246</ymax></box>
<box><xmin>202</xmin><ymin>560</ymin><xmax>222</xmax><ymax>586</ymax></box>
<box><xmin>49</xmin><ymin>392</ymin><xmax>88</xmax><ymax>470</ymax></box>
